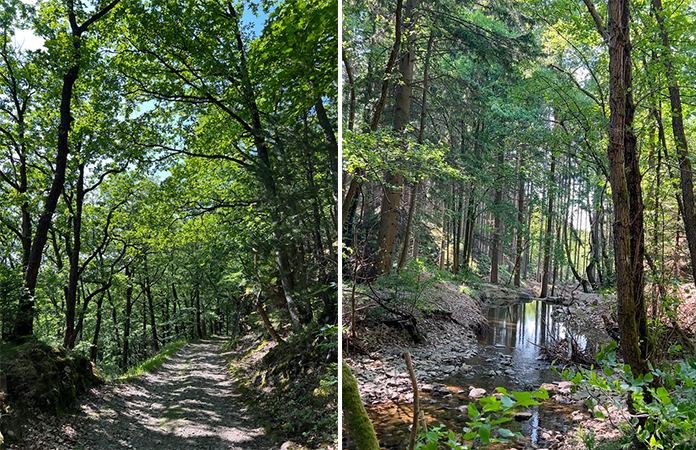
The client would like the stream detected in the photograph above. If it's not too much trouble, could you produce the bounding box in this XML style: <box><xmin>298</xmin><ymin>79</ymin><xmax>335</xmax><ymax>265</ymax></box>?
<box><xmin>358</xmin><ymin>299</ymin><xmax>592</xmax><ymax>449</ymax></box>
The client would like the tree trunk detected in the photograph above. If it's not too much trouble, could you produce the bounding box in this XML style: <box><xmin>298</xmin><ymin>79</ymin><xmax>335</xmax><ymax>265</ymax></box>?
<box><xmin>256</xmin><ymin>291</ymin><xmax>284</xmax><ymax>344</ymax></box>
<box><xmin>64</xmin><ymin>163</ymin><xmax>84</xmax><ymax>349</ymax></box>
<box><xmin>13</xmin><ymin>0</ymin><xmax>121</xmax><ymax>337</ymax></box>
<box><xmin>514</xmin><ymin>157</ymin><xmax>525</xmax><ymax>287</ymax></box>
<box><xmin>651</xmin><ymin>0</ymin><xmax>696</xmax><ymax>284</ymax></box>
<box><xmin>606</xmin><ymin>0</ymin><xmax>650</xmax><ymax>378</ymax></box>
<box><xmin>122</xmin><ymin>266</ymin><xmax>133</xmax><ymax>369</ymax></box>
<box><xmin>90</xmin><ymin>293</ymin><xmax>104</xmax><ymax>361</ymax></box>
<box><xmin>374</xmin><ymin>0</ymin><xmax>420</xmax><ymax>277</ymax></box>
<box><xmin>540</xmin><ymin>154</ymin><xmax>556</xmax><ymax>298</ymax></box>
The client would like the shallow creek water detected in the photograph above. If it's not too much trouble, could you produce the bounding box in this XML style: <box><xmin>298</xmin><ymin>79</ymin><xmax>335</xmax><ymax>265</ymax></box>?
<box><xmin>360</xmin><ymin>300</ymin><xmax>587</xmax><ymax>449</ymax></box>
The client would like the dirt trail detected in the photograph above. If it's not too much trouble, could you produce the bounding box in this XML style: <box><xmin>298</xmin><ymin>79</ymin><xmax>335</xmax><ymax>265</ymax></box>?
<box><xmin>70</xmin><ymin>337</ymin><xmax>272</xmax><ymax>450</ymax></box>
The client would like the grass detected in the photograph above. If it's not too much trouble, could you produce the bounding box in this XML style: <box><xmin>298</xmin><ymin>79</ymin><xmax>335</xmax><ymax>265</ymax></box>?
<box><xmin>113</xmin><ymin>339</ymin><xmax>189</xmax><ymax>383</ymax></box>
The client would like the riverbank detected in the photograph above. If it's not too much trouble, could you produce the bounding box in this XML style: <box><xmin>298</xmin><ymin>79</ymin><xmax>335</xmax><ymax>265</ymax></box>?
<box><xmin>342</xmin><ymin>278</ymin><xmax>623</xmax><ymax>449</ymax></box>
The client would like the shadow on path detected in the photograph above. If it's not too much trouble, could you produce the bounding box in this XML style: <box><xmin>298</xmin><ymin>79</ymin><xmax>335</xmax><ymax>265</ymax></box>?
<box><xmin>73</xmin><ymin>337</ymin><xmax>271</xmax><ymax>450</ymax></box>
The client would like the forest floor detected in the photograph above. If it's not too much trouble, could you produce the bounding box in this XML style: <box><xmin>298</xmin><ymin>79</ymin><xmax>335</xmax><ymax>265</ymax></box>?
<box><xmin>9</xmin><ymin>337</ymin><xmax>275</xmax><ymax>450</ymax></box>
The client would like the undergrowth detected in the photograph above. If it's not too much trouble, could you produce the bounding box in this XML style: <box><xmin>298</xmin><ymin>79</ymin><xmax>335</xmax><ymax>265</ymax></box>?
<box><xmin>225</xmin><ymin>324</ymin><xmax>338</xmax><ymax>447</ymax></box>
<box><xmin>114</xmin><ymin>339</ymin><xmax>189</xmax><ymax>382</ymax></box>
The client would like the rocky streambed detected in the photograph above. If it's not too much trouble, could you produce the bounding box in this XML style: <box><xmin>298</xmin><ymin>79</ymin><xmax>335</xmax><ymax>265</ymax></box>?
<box><xmin>344</xmin><ymin>283</ymin><xmax>616</xmax><ymax>450</ymax></box>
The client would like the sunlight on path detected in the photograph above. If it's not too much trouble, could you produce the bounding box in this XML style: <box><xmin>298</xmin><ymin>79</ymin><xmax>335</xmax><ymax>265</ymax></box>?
<box><xmin>74</xmin><ymin>338</ymin><xmax>270</xmax><ymax>450</ymax></box>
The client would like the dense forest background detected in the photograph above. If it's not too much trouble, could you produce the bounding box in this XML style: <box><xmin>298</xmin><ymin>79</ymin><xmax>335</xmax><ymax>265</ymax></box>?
<box><xmin>0</xmin><ymin>0</ymin><xmax>337</xmax><ymax>377</ymax></box>
<box><xmin>343</xmin><ymin>0</ymin><xmax>696</xmax><ymax>308</ymax></box>
<box><xmin>343</xmin><ymin>0</ymin><xmax>696</xmax><ymax>448</ymax></box>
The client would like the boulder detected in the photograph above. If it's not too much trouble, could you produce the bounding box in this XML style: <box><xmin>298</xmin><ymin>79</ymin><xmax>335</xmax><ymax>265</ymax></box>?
<box><xmin>468</xmin><ymin>387</ymin><xmax>487</xmax><ymax>398</ymax></box>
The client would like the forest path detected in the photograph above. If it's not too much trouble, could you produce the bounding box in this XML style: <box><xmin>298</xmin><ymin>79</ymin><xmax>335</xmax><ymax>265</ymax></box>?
<box><xmin>71</xmin><ymin>337</ymin><xmax>271</xmax><ymax>450</ymax></box>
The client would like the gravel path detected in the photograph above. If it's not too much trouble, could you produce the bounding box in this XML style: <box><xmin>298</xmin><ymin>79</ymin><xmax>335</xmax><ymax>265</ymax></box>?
<box><xmin>71</xmin><ymin>337</ymin><xmax>271</xmax><ymax>450</ymax></box>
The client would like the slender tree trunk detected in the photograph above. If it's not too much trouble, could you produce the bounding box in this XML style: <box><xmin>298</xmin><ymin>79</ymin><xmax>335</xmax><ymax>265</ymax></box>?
<box><xmin>342</xmin><ymin>0</ymin><xmax>404</xmax><ymax>228</ymax></box>
<box><xmin>64</xmin><ymin>163</ymin><xmax>84</xmax><ymax>349</ymax></box>
<box><xmin>256</xmin><ymin>291</ymin><xmax>284</xmax><ymax>344</ymax></box>
<box><xmin>90</xmin><ymin>294</ymin><xmax>104</xmax><ymax>361</ymax></box>
<box><xmin>514</xmin><ymin>156</ymin><xmax>525</xmax><ymax>287</ymax></box>
<box><xmin>540</xmin><ymin>155</ymin><xmax>556</xmax><ymax>298</ymax></box>
<box><xmin>490</xmin><ymin>153</ymin><xmax>505</xmax><ymax>283</ymax></box>
<box><xmin>651</xmin><ymin>0</ymin><xmax>696</xmax><ymax>283</ymax></box>
<box><xmin>122</xmin><ymin>267</ymin><xmax>133</xmax><ymax>369</ymax></box>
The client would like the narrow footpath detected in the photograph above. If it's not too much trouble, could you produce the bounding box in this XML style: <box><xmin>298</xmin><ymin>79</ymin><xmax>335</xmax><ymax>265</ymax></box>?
<box><xmin>68</xmin><ymin>337</ymin><xmax>271</xmax><ymax>450</ymax></box>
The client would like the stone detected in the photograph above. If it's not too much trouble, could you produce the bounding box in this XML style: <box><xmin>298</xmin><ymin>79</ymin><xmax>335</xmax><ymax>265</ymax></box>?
<box><xmin>431</xmin><ymin>384</ymin><xmax>451</xmax><ymax>398</ymax></box>
<box><xmin>540</xmin><ymin>383</ymin><xmax>557</xmax><ymax>394</ymax></box>
<box><xmin>468</xmin><ymin>387</ymin><xmax>487</xmax><ymax>398</ymax></box>
<box><xmin>459</xmin><ymin>363</ymin><xmax>472</xmax><ymax>373</ymax></box>
<box><xmin>514</xmin><ymin>411</ymin><xmax>533</xmax><ymax>421</ymax></box>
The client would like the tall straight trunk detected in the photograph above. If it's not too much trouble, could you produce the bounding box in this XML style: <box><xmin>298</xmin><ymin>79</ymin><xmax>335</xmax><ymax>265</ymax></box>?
<box><xmin>605</xmin><ymin>0</ymin><xmax>650</xmax><ymax>378</ymax></box>
<box><xmin>276</xmin><ymin>251</ymin><xmax>302</xmax><ymax>332</ymax></box>
<box><xmin>64</xmin><ymin>163</ymin><xmax>84</xmax><ymax>349</ymax></box>
<box><xmin>90</xmin><ymin>294</ymin><xmax>104</xmax><ymax>361</ymax></box>
<box><xmin>490</xmin><ymin>154</ymin><xmax>505</xmax><ymax>283</ymax></box>
<box><xmin>145</xmin><ymin>276</ymin><xmax>158</xmax><ymax>352</ymax></box>
<box><xmin>398</xmin><ymin>31</ymin><xmax>434</xmax><ymax>271</ymax></box>
<box><xmin>172</xmin><ymin>284</ymin><xmax>180</xmax><ymax>335</ymax></box>
<box><xmin>536</xmin><ymin>188</ymin><xmax>546</xmax><ymax>282</ymax></box>
<box><xmin>194</xmin><ymin>288</ymin><xmax>202</xmax><ymax>338</ymax></box>
<box><xmin>462</xmin><ymin>185</ymin><xmax>476</xmax><ymax>270</ymax></box>
<box><xmin>122</xmin><ymin>266</ymin><xmax>133</xmax><ymax>369</ymax></box>
<box><xmin>514</xmin><ymin>157</ymin><xmax>525</xmax><ymax>287</ymax></box>
<box><xmin>342</xmin><ymin>0</ymin><xmax>404</xmax><ymax>228</ymax></box>
<box><xmin>374</xmin><ymin>0</ymin><xmax>420</xmax><ymax>276</ymax></box>
<box><xmin>540</xmin><ymin>155</ymin><xmax>556</xmax><ymax>298</ymax></box>
<box><xmin>651</xmin><ymin>0</ymin><xmax>696</xmax><ymax>283</ymax></box>
<box><xmin>438</xmin><ymin>205</ymin><xmax>446</xmax><ymax>270</ymax></box>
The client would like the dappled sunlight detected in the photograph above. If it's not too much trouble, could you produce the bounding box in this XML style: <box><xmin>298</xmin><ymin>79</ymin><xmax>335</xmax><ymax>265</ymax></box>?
<box><xmin>70</xmin><ymin>338</ymin><xmax>271</xmax><ymax>449</ymax></box>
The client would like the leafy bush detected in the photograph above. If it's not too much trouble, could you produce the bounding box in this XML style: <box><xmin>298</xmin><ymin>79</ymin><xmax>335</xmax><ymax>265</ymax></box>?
<box><xmin>415</xmin><ymin>387</ymin><xmax>549</xmax><ymax>449</ymax></box>
<box><xmin>558</xmin><ymin>341</ymin><xmax>696</xmax><ymax>449</ymax></box>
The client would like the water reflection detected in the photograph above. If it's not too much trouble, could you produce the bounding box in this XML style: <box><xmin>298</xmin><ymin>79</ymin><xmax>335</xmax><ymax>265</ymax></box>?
<box><xmin>349</xmin><ymin>299</ymin><xmax>583</xmax><ymax>449</ymax></box>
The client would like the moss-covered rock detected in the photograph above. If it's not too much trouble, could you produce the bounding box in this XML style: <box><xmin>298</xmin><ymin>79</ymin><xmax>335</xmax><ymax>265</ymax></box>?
<box><xmin>0</xmin><ymin>338</ymin><xmax>103</xmax><ymax>414</ymax></box>
<box><xmin>342</xmin><ymin>361</ymin><xmax>379</xmax><ymax>450</ymax></box>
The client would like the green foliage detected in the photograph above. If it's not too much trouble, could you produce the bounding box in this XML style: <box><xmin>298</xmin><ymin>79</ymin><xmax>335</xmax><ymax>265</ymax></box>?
<box><xmin>415</xmin><ymin>386</ymin><xmax>548</xmax><ymax>449</ymax></box>
<box><xmin>116</xmin><ymin>339</ymin><xmax>189</xmax><ymax>383</ymax></box>
<box><xmin>558</xmin><ymin>342</ymin><xmax>696</xmax><ymax>449</ymax></box>
<box><xmin>373</xmin><ymin>259</ymin><xmax>437</xmax><ymax>315</ymax></box>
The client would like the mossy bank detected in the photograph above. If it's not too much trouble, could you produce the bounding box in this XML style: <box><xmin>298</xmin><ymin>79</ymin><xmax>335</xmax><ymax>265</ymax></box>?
<box><xmin>0</xmin><ymin>337</ymin><xmax>103</xmax><ymax>446</ymax></box>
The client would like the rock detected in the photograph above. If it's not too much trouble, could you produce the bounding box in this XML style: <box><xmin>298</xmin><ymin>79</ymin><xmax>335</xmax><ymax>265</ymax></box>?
<box><xmin>431</xmin><ymin>384</ymin><xmax>451</xmax><ymax>398</ymax></box>
<box><xmin>487</xmin><ymin>370</ymin><xmax>497</xmax><ymax>377</ymax></box>
<box><xmin>468</xmin><ymin>387</ymin><xmax>487</xmax><ymax>398</ymax></box>
<box><xmin>514</xmin><ymin>411</ymin><xmax>533</xmax><ymax>421</ymax></box>
<box><xmin>571</xmin><ymin>411</ymin><xmax>586</xmax><ymax>421</ymax></box>
<box><xmin>281</xmin><ymin>442</ymin><xmax>305</xmax><ymax>450</ymax></box>
<box><xmin>459</xmin><ymin>363</ymin><xmax>472</xmax><ymax>373</ymax></box>
<box><xmin>540</xmin><ymin>383</ymin><xmax>557</xmax><ymax>394</ymax></box>
<box><xmin>557</xmin><ymin>381</ymin><xmax>574</xmax><ymax>394</ymax></box>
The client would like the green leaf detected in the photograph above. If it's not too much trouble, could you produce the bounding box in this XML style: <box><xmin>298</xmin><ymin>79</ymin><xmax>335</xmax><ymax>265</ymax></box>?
<box><xmin>479</xmin><ymin>424</ymin><xmax>491</xmax><ymax>443</ymax></box>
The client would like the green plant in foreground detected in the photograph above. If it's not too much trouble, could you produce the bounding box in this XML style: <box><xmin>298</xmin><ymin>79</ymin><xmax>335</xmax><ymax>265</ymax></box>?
<box><xmin>558</xmin><ymin>341</ymin><xmax>696</xmax><ymax>450</ymax></box>
<box><xmin>415</xmin><ymin>387</ymin><xmax>548</xmax><ymax>449</ymax></box>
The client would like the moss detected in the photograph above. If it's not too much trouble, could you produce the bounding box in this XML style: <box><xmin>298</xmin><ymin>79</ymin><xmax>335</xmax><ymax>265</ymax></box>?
<box><xmin>0</xmin><ymin>338</ymin><xmax>103</xmax><ymax>415</ymax></box>
<box><xmin>342</xmin><ymin>362</ymin><xmax>379</xmax><ymax>450</ymax></box>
